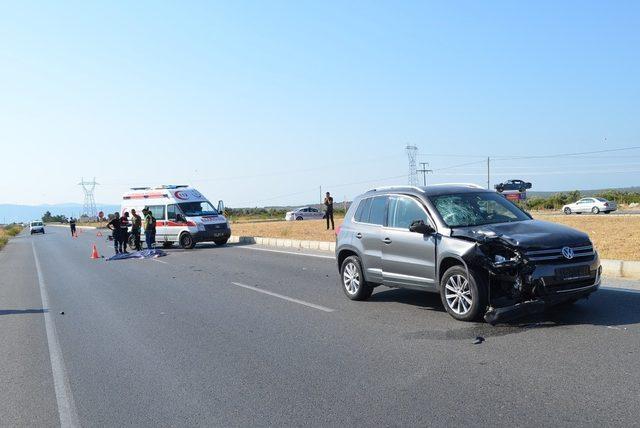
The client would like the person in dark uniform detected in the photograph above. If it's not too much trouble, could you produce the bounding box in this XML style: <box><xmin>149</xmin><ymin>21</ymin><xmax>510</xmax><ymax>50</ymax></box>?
<box><xmin>119</xmin><ymin>212</ymin><xmax>130</xmax><ymax>253</ymax></box>
<box><xmin>106</xmin><ymin>212</ymin><xmax>122</xmax><ymax>254</ymax></box>
<box><xmin>130</xmin><ymin>209</ymin><xmax>142</xmax><ymax>251</ymax></box>
<box><xmin>69</xmin><ymin>217</ymin><xmax>77</xmax><ymax>237</ymax></box>
<box><xmin>324</xmin><ymin>192</ymin><xmax>335</xmax><ymax>230</ymax></box>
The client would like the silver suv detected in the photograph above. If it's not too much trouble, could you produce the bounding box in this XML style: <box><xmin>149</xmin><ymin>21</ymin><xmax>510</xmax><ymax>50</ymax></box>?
<box><xmin>336</xmin><ymin>184</ymin><xmax>601</xmax><ymax>323</ymax></box>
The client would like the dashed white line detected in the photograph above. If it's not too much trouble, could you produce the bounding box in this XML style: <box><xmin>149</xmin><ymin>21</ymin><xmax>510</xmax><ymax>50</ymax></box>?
<box><xmin>152</xmin><ymin>258</ymin><xmax>169</xmax><ymax>264</ymax></box>
<box><xmin>236</xmin><ymin>246</ymin><xmax>335</xmax><ymax>260</ymax></box>
<box><xmin>32</xmin><ymin>243</ymin><xmax>80</xmax><ymax>428</ymax></box>
<box><xmin>231</xmin><ymin>282</ymin><xmax>335</xmax><ymax>312</ymax></box>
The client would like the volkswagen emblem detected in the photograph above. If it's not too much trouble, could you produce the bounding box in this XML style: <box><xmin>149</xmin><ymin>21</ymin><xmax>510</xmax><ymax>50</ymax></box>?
<box><xmin>562</xmin><ymin>246</ymin><xmax>574</xmax><ymax>260</ymax></box>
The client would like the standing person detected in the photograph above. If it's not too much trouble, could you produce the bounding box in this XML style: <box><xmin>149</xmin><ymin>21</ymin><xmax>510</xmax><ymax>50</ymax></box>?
<box><xmin>324</xmin><ymin>192</ymin><xmax>335</xmax><ymax>230</ymax></box>
<box><xmin>69</xmin><ymin>217</ymin><xmax>77</xmax><ymax>237</ymax></box>
<box><xmin>130</xmin><ymin>209</ymin><xmax>142</xmax><ymax>251</ymax></box>
<box><xmin>119</xmin><ymin>212</ymin><xmax>130</xmax><ymax>253</ymax></box>
<box><xmin>106</xmin><ymin>212</ymin><xmax>122</xmax><ymax>254</ymax></box>
<box><xmin>143</xmin><ymin>208</ymin><xmax>156</xmax><ymax>250</ymax></box>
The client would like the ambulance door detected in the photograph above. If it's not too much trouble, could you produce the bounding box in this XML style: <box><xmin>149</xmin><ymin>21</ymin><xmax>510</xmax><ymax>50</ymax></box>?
<box><xmin>148</xmin><ymin>205</ymin><xmax>167</xmax><ymax>243</ymax></box>
<box><xmin>166</xmin><ymin>204</ymin><xmax>182</xmax><ymax>242</ymax></box>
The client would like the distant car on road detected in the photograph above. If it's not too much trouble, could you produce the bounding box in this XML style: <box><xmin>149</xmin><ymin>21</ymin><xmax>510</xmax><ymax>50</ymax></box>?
<box><xmin>563</xmin><ymin>198</ymin><xmax>617</xmax><ymax>215</ymax></box>
<box><xmin>285</xmin><ymin>207</ymin><xmax>325</xmax><ymax>221</ymax></box>
<box><xmin>495</xmin><ymin>179</ymin><xmax>532</xmax><ymax>193</ymax></box>
<box><xmin>30</xmin><ymin>221</ymin><xmax>45</xmax><ymax>234</ymax></box>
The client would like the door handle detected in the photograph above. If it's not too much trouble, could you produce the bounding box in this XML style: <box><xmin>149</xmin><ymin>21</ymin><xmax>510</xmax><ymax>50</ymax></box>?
<box><xmin>355</xmin><ymin>232</ymin><xmax>363</xmax><ymax>239</ymax></box>
<box><xmin>383</xmin><ymin>237</ymin><xmax>392</xmax><ymax>244</ymax></box>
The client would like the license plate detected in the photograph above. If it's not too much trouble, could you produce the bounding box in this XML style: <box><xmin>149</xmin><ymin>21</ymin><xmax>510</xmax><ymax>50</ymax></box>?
<box><xmin>555</xmin><ymin>265</ymin><xmax>590</xmax><ymax>280</ymax></box>
<box><xmin>213</xmin><ymin>232</ymin><xmax>224</xmax><ymax>237</ymax></box>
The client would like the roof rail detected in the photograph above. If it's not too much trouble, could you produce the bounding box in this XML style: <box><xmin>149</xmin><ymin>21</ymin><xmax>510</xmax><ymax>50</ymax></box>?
<box><xmin>427</xmin><ymin>183</ymin><xmax>485</xmax><ymax>189</ymax></box>
<box><xmin>367</xmin><ymin>185</ymin><xmax>425</xmax><ymax>193</ymax></box>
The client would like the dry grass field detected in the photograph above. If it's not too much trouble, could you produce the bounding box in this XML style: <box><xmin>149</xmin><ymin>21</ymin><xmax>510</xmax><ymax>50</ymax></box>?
<box><xmin>231</xmin><ymin>214</ymin><xmax>640</xmax><ymax>261</ymax></box>
<box><xmin>0</xmin><ymin>225</ymin><xmax>23</xmax><ymax>250</ymax></box>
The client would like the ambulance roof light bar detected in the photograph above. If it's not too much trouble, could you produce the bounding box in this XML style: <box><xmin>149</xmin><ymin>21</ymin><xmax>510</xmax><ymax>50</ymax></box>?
<box><xmin>155</xmin><ymin>184</ymin><xmax>189</xmax><ymax>189</ymax></box>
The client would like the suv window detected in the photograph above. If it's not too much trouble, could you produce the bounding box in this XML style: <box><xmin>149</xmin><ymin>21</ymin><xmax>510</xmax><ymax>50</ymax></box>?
<box><xmin>354</xmin><ymin>198</ymin><xmax>372</xmax><ymax>222</ymax></box>
<box><xmin>368</xmin><ymin>197</ymin><xmax>387</xmax><ymax>226</ymax></box>
<box><xmin>387</xmin><ymin>196</ymin><xmax>429</xmax><ymax>229</ymax></box>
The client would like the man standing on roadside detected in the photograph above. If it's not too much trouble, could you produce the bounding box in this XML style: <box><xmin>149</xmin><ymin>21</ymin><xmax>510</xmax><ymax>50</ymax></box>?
<box><xmin>69</xmin><ymin>217</ymin><xmax>77</xmax><ymax>237</ymax></box>
<box><xmin>324</xmin><ymin>191</ymin><xmax>335</xmax><ymax>230</ymax></box>
<box><xmin>106</xmin><ymin>212</ymin><xmax>122</xmax><ymax>254</ymax></box>
<box><xmin>143</xmin><ymin>208</ymin><xmax>156</xmax><ymax>250</ymax></box>
<box><xmin>130</xmin><ymin>209</ymin><xmax>142</xmax><ymax>251</ymax></box>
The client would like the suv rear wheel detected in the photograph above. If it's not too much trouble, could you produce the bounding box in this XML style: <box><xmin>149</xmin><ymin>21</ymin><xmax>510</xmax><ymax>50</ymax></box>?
<box><xmin>340</xmin><ymin>256</ymin><xmax>373</xmax><ymax>301</ymax></box>
<box><xmin>440</xmin><ymin>266</ymin><xmax>487</xmax><ymax>322</ymax></box>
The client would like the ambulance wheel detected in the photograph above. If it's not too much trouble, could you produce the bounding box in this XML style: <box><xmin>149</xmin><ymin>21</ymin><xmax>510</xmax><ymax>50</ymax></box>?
<box><xmin>179</xmin><ymin>233</ymin><xmax>196</xmax><ymax>249</ymax></box>
<box><xmin>214</xmin><ymin>238</ymin><xmax>228</xmax><ymax>246</ymax></box>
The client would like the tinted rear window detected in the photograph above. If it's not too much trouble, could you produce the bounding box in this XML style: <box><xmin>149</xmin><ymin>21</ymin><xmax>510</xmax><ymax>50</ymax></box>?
<box><xmin>354</xmin><ymin>198</ymin><xmax>372</xmax><ymax>222</ymax></box>
<box><xmin>368</xmin><ymin>197</ymin><xmax>387</xmax><ymax>225</ymax></box>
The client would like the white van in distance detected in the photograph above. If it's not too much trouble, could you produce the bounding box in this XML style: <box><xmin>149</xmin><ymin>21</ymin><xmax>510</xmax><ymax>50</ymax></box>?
<box><xmin>121</xmin><ymin>185</ymin><xmax>230</xmax><ymax>249</ymax></box>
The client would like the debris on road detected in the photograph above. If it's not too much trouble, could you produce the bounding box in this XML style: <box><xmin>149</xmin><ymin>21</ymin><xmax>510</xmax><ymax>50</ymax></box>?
<box><xmin>106</xmin><ymin>249</ymin><xmax>167</xmax><ymax>261</ymax></box>
<box><xmin>473</xmin><ymin>336</ymin><xmax>485</xmax><ymax>345</ymax></box>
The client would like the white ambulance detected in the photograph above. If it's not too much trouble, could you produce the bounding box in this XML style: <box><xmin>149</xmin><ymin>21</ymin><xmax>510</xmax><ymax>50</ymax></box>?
<box><xmin>120</xmin><ymin>185</ymin><xmax>231</xmax><ymax>249</ymax></box>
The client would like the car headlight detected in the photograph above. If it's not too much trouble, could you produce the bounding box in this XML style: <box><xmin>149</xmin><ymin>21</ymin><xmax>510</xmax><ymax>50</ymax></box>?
<box><xmin>494</xmin><ymin>255</ymin><xmax>507</xmax><ymax>264</ymax></box>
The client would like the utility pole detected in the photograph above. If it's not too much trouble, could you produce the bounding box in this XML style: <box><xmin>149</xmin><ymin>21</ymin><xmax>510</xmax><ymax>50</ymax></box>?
<box><xmin>417</xmin><ymin>162</ymin><xmax>433</xmax><ymax>186</ymax></box>
<box><xmin>486</xmin><ymin>157</ymin><xmax>490</xmax><ymax>189</ymax></box>
<box><xmin>319</xmin><ymin>185</ymin><xmax>322</xmax><ymax>204</ymax></box>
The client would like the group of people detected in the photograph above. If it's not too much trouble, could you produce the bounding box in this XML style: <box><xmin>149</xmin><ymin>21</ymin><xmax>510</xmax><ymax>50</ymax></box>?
<box><xmin>106</xmin><ymin>208</ymin><xmax>157</xmax><ymax>254</ymax></box>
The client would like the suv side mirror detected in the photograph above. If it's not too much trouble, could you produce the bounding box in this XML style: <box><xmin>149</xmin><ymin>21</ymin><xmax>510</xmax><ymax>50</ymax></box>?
<box><xmin>409</xmin><ymin>220</ymin><xmax>435</xmax><ymax>235</ymax></box>
<box><xmin>217</xmin><ymin>200</ymin><xmax>225</xmax><ymax>214</ymax></box>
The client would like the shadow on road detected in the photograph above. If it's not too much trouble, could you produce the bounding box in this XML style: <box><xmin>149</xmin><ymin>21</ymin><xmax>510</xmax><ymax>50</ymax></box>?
<box><xmin>373</xmin><ymin>288</ymin><xmax>640</xmax><ymax>340</ymax></box>
<box><xmin>0</xmin><ymin>308</ymin><xmax>47</xmax><ymax>316</ymax></box>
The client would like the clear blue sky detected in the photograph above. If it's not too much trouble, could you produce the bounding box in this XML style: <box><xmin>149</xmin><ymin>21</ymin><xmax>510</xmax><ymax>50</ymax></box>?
<box><xmin>1</xmin><ymin>1</ymin><xmax>639</xmax><ymax>207</ymax></box>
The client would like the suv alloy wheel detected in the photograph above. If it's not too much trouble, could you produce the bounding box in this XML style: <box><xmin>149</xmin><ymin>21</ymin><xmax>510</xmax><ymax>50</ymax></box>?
<box><xmin>340</xmin><ymin>256</ymin><xmax>373</xmax><ymax>300</ymax></box>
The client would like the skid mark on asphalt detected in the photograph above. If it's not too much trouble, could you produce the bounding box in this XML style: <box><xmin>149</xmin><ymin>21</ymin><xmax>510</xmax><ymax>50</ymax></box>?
<box><xmin>231</xmin><ymin>282</ymin><xmax>335</xmax><ymax>312</ymax></box>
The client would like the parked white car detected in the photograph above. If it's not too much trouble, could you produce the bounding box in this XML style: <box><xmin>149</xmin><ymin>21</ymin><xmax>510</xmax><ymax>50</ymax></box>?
<box><xmin>30</xmin><ymin>221</ymin><xmax>45</xmax><ymax>234</ymax></box>
<box><xmin>285</xmin><ymin>207</ymin><xmax>325</xmax><ymax>221</ymax></box>
<box><xmin>563</xmin><ymin>198</ymin><xmax>617</xmax><ymax>215</ymax></box>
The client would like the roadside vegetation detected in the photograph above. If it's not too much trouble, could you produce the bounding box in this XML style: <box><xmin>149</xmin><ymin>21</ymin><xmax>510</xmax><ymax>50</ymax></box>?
<box><xmin>0</xmin><ymin>224</ymin><xmax>23</xmax><ymax>250</ymax></box>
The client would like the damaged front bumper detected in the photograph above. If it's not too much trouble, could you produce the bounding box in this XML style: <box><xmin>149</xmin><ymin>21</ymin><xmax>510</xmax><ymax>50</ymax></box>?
<box><xmin>458</xmin><ymin>232</ymin><xmax>602</xmax><ymax>324</ymax></box>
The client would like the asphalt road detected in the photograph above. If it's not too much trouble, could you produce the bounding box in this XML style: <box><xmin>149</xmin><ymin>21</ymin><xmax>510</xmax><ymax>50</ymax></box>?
<box><xmin>2</xmin><ymin>226</ymin><xmax>640</xmax><ymax>427</ymax></box>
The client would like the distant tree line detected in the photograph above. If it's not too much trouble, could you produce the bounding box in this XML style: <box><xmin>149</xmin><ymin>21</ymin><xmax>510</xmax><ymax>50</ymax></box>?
<box><xmin>523</xmin><ymin>190</ymin><xmax>640</xmax><ymax>210</ymax></box>
<box><xmin>41</xmin><ymin>211</ymin><xmax>68</xmax><ymax>223</ymax></box>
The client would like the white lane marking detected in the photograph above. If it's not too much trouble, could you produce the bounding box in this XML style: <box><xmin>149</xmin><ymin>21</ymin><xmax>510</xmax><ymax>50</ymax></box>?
<box><xmin>237</xmin><ymin>246</ymin><xmax>335</xmax><ymax>260</ymax></box>
<box><xmin>601</xmin><ymin>286</ymin><xmax>640</xmax><ymax>294</ymax></box>
<box><xmin>32</xmin><ymin>243</ymin><xmax>80</xmax><ymax>428</ymax></box>
<box><xmin>152</xmin><ymin>258</ymin><xmax>169</xmax><ymax>264</ymax></box>
<box><xmin>231</xmin><ymin>282</ymin><xmax>334</xmax><ymax>312</ymax></box>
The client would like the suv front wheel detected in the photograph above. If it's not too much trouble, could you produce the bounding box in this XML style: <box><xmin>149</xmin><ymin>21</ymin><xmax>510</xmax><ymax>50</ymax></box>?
<box><xmin>440</xmin><ymin>266</ymin><xmax>487</xmax><ymax>322</ymax></box>
<box><xmin>340</xmin><ymin>256</ymin><xmax>373</xmax><ymax>301</ymax></box>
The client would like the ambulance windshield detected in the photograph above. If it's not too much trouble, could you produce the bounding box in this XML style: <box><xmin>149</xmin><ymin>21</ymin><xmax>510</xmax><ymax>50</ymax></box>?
<box><xmin>178</xmin><ymin>201</ymin><xmax>219</xmax><ymax>217</ymax></box>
